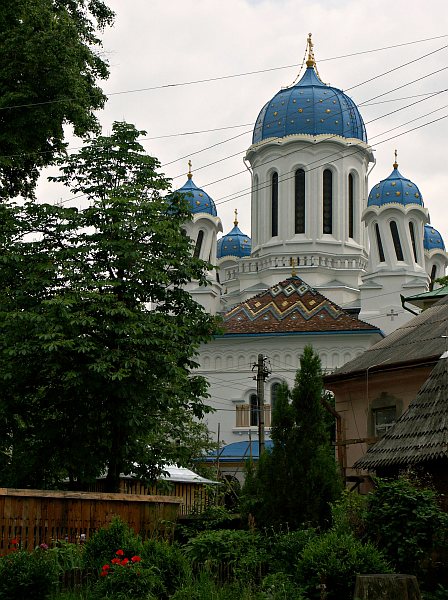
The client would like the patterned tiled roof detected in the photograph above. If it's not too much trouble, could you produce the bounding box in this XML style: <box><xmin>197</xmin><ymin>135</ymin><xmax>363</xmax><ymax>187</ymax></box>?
<box><xmin>222</xmin><ymin>277</ymin><xmax>380</xmax><ymax>335</ymax></box>
<box><xmin>355</xmin><ymin>355</ymin><xmax>448</xmax><ymax>469</ymax></box>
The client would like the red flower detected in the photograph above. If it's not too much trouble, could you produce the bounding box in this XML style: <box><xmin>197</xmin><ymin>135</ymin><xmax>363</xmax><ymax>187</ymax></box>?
<box><xmin>102</xmin><ymin>564</ymin><xmax>110</xmax><ymax>571</ymax></box>
<box><xmin>131</xmin><ymin>555</ymin><xmax>141</xmax><ymax>563</ymax></box>
<box><xmin>100</xmin><ymin>571</ymin><xmax>108</xmax><ymax>577</ymax></box>
<box><xmin>115</xmin><ymin>549</ymin><xmax>124</xmax><ymax>556</ymax></box>
<box><xmin>120</xmin><ymin>558</ymin><xmax>129</xmax><ymax>566</ymax></box>
<box><xmin>111</xmin><ymin>558</ymin><xmax>121</xmax><ymax>564</ymax></box>
<box><xmin>10</xmin><ymin>538</ymin><xmax>18</xmax><ymax>545</ymax></box>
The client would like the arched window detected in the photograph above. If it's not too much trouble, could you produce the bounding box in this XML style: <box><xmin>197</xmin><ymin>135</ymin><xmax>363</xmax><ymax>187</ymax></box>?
<box><xmin>430</xmin><ymin>264</ymin><xmax>437</xmax><ymax>291</ymax></box>
<box><xmin>322</xmin><ymin>169</ymin><xmax>333</xmax><ymax>234</ymax></box>
<box><xmin>271</xmin><ymin>172</ymin><xmax>278</xmax><ymax>237</ymax></box>
<box><xmin>409</xmin><ymin>222</ymin><xmax>418</xmax><ymax>262</ymax></box>
<box><xmin>250</xmin><ymin>393</ymin><xmax>258</xmax><ymax>427</ymax></box>
<box><xmin>375</xmin><ymin>224</ymin><xmax>385</xmax><ymax>262</ymax></box>
<box><xmin>295</xmin><ymin>169</ymin><xmax>305</xmax><ymax>234</ymax></box>
<box><xmin>348</xmin><ymin>173</ymin><xmax>354</xmax><ymax>239</ymax></box>
<box><xmin>271</xmin><ymin>382</ymin><xmax>281</xmax><ymax>414</ymax></box>
<box><xmin>390</xmin><ymin>221</ymin><xmax>404</xmax><ymax>261</ymax></box>
<box><xmin>193</xmin><ymin>230</ymin><xmax>204</xmax><ymax>259</ymax></box>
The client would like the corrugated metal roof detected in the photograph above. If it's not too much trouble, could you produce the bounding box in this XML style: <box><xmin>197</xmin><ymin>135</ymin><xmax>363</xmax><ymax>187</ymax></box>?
<box><xmin>354</xmin><ymin>357</ymin><xmax>448</xmax><ymax>469</ymax></box>
<box><xmin>325</xmin><ymin>295</ymin><xmax>448</xmax><ymax>381</ymax></box>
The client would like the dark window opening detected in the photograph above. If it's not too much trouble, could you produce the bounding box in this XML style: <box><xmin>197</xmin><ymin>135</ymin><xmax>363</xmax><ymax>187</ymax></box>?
<box><xmin>323</xmin><ymin>169</ymin><xmax>333</xmax><ymax>234</ymax></box>
<box><xmin>409</xmin><ymin>222</ymin><xmax>418</xmax><ymax>262</ymax></box>
<box><xmin>271</xmin><ymin>172</ymin><xmax>278</xmax><ymax>237</ymax></box>
<box><xmin>193</xmin><ymin>230</ymin><xmax>204</xmax><ymax>259</ymax></box>
<box><xmin>348</xmin><ymin>173</ymin><xmax>354</xmax><ymax>239</ymax></box>
<box><xmin>430</xmin><ymin>264</ymin><xmax>437</xmax><ymax>291</ymax></box>
<box><xmin>271</xmin><ymin>382</ymin><xmax>281</xmax><ymax>414</ymax></box>
<box><xmin>373</xmin><ymin>406</ymin><xmax>396</xmax><ymax>438</ymax></box>
<box><xmin>295</xmin><ymin>169</ymin><xmax>305</xmax><ymax>234</ymax></box>
<box><xmin>390</xmin><ymin>221</ymin><xmax>404</xmax><ymax>261</ymax></box>
<box><xmin>375</xmin><ymin>224</ymin><xmax>385</xmax><ymax>262</ymax></box>
<box><xmin>250</xmin><ymin>394</ymin><xmax>258</xmax><ymax>427</ymax></box>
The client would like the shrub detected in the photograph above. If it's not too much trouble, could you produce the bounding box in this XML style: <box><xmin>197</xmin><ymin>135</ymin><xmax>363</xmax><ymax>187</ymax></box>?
<box><xmin>296</xmin><ymin>530</ymin><xmax>392</xmax><ymax>600</ymax></box>
<box><xmin>330</xmin><ymin>489</ymin><xmax>367</xmax><ymax>537</ymax></box>
<box><xmin>90</xmin><ymin>549</ymin><xmax>163</xmax><ymax>600</ymax></box>
<box><xmin>169</xmin><ymin>571</ymin><xmax>260</xmax><ymax>600</ymax></box>
<box><xmin>268</xmin><ymin>529</ymin><xmax>316</xmax><ymax>576</ymax></box>
<box><xmin>82</xmin><ymin>518</ymin><xmax>143</xmax><ymax>572</ymax></box>
<box><xmin>0</xmin><ymin>547</ymin><xmax>59</xmax><ymax>600</ymax></box>
<box><xmin>141</xmin><ymin>539</ymin><xmax>190</xmax><ymax>597</ymax></box>
<box><xmin>184</xmin><ymin>529</ymin><xmax>262</xmax><ymax>566</ymax></box>
<box><xmin>364</xmin><ymin>475</ymin><xmax>448</xmax><ymax>576</ymax></box>
<box><xmin>260</xmin><ymin>572</ymin><xmax>307</xmax><ymax>600</ymax></box>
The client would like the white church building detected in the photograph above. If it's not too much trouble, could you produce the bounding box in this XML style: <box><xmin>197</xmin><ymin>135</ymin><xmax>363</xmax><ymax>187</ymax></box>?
<box><xmin>174</xmin><ymin>36</ymin><xmax>448</xmax><ymax>454</ymax></box>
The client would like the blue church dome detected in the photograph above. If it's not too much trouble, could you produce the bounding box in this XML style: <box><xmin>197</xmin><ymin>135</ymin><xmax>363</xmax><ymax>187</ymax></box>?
<box><xmin>424</xmin><ymin>224</ymin><xmax>445</xmax><ymax>251</ymax></box>
<box><xmin>367</xmin><ymin>159</ymin><xmax>423</xmax><ymax>208</ymax></box>
<box><xmin>217</xmin><ymin>212</ymin><xmax>251</xmax><ymax>259</ymax></box>
<box><xmin>177</xmin><ymin>170</ymin><xmax>217</xmax><ymax>217</ymax></box>
<box><xmin>252</xmin><ymin>43</ymin><xmax>367</xmax><ymax>144</ymax></box>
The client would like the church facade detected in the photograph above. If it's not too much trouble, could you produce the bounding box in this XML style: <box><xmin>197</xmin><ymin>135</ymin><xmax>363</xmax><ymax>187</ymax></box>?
<box><xmin>175</xmin><ymin>36</ymin><xmax>448</xmax><ymax>451</ymax></box>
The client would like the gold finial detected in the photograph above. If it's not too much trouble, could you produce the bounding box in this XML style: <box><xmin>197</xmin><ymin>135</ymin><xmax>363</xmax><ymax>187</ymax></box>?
<box><xmin>306</xmin><ymin>33</ymin><xmax>315</xmax><ymax>68</ymax></box>
<box><xmin>234</xmin><ymin>209</ymin><xmax>238</xmax><ymax>227</ymax></box>
<box><xmin>187</xmin><ymin>160</ymin><xmax>193</xmax><ymax>179</ymax></box>
<box><xmin>393</xmin><ymin>149</ymin><xmax>398</xmax><ymax>170</ymax></box>
<box><xmin>290</xmin><ymin>257</ymin><xmax>298</xmax><ymax>277</ymax></box>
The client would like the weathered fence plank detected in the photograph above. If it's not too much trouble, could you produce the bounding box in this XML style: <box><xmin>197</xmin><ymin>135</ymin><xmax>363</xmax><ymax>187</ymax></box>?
<box><xmin>0</xmin><ymin>488</ymin><xmax>181</xmax><ymax>555</ymax></box>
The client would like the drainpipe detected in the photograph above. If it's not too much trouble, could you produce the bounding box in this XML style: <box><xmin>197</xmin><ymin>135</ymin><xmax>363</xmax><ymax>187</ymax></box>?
<box><xmin>321</xmin><ymin>398</ymin><xmax>345</xmax><ymax>480</ymax></box>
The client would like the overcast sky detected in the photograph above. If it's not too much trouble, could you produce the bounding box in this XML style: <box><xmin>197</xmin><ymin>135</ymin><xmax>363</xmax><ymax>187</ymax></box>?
<box><xmin>38</xmin><ymin>0</ymin><xmax>448</xmax><ymax>244</ymax></box>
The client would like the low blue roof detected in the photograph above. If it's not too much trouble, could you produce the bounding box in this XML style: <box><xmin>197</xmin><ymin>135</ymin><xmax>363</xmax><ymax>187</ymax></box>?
<box><xmin>424</xmin><ymin>224</ymin><xmax>445</xmax><ymax>251</ymax></box>
<box><xmin>217</xmin><ymin>223</ymin><xmax>252</xmax><ymax>259</ymax></box>
<box><xmin>252</xmin><ymin>66</ymin><xmax>367</xmax><ymax>144</ymax></box>
<box><xmin>205</xmin><ymin>440</ymin><xmax>274</xmax><ymax>462</ymax></box>
<box><xmin>368</xmin><ymin>164</ymin><xmax>423</xmax><ymax>208</ymax></box>
<box><xmin>176</xmin><ymin>176</ymin><xmax>217</xmax><ymax>217</ymax></box>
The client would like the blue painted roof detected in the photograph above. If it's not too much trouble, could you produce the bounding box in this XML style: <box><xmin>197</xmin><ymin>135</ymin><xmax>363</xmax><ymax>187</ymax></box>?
<box><xmin>252</xmin><ymin>66</ymin><xmax>367</xmax><ymax>144</ymax></box>
<box><xmin>424</xmin><ymin>224</ymin><xmax>445</xmax><ymax>251</ymax></box>
<box><xmin>367</xmin><ymin>164</ymin><xmax>423</xmax><ymax>208</ymax></box>
<box><xmin>177</xmin><ymin>176</ymin><xmax>217</xmax><ymax>216</ymax></box>
<box><xmin>217</xmin><ymin>223</ymin><xmax>252</xmax><ymax>259</ymax></box>
<box><xmin>205</xmin><ymin>440</ymin><xmax>274</xmax><ymax>462</ymax></box>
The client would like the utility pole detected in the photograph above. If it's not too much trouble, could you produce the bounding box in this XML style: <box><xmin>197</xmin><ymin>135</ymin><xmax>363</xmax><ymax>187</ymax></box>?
<box><xmin>252</xmin><ymin>354</ymin><xmax>271</xmax><ymax>456</ymax></box>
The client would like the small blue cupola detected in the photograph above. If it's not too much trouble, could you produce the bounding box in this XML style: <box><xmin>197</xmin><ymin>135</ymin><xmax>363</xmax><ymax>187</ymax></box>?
<box><xmin>217</xmin><ymin>210</ymin><xmax>252</xmax><ymax>259</ymax></box>
<box><xmin>252</xmin><ymin>34</ymin><xmax>367</xmax><ymax>144</ymax></box>
<box><xmin>176</xmin><ymin>162</ymin><xmax>217</xmax><ymax>217</ymax></box>
<box><xmin>367</xmin><ymin>154</ymin><xmax>423</xmax><ymax>208</ymax></box>
<box><xmin>424</xmin><ymin>224</ymin><xmax>445</xmax><ymax>251</ymax></box>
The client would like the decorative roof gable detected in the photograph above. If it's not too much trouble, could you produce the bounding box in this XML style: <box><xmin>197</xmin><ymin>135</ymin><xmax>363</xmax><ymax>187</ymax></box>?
<box><xmin>222</xmin><ymin>277</ymin><xmax>379</xmax><ymax>335</ymax></box>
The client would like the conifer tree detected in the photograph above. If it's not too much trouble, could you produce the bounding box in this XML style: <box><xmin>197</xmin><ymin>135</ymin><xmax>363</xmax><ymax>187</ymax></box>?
<box><xmin>242</xmin><ymin>346</ymin><xmax>341</xmax><ymax>529</ymax></box>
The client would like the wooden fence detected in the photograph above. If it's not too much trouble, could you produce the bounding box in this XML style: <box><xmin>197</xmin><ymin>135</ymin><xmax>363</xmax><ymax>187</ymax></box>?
<box><xmin>0</xmin><ymin>487</ymin><xmax>181</xmax><ymax>555</ymax></box>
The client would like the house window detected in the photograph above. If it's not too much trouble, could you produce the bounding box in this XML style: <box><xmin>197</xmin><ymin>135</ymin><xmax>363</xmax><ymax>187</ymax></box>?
<box><xmin>323</xmin><ymin>169</ymin><xmax>333</xmax><ymax>234</ymax></box>
<box><xmin>271</xmin><ymin>382</ymin><xmax>281</xmax><ymax>414</ymax></box>
<box><xmin>250</xmin><ymin>393</ymin><xmax>258</xmax><ymax>427</ymax></box>
<box><xmin>409</xmin><ymin>222</ymin><xmax>418</xmax><ymax>262</ymax></box>
<box><xmin>390</xmin><ymin>221</ymin><xmax>404</xmax><ymax>261</ymax></box>
<box><xmin>348</xmin><ymin>173</ymin><xmax>354</xmax><ymax>239</ymax></box>
<box><xmin>375</xmin><ymin>224</ymin><xmax>385</xmax><ymax>262</ymax></box>
<box><xmin>193</xmin><ymin>230</ymin><xmax>204</xmax><ymax>259</ymax></box>
<box><xmin>295</xmin><ymin>169</ymin><xmax>305</xmax><ymax>234</ymax></box>
<box><xmin>373</xmin><ymin>406</ymin><xmax>396</xmax><ymax>438</ymax></box>
<box><xmin>271</xmin><ymin>172</ymin><xmax>278</xmax><ymax>237</ymax></box>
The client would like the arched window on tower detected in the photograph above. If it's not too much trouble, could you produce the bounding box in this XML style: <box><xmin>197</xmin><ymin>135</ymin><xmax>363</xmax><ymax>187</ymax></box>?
<box><xmin>323</xmin><ymin>169</ymin><xmax>333</xmax><ymax>234</ymax></box>
<box><xmin>390</xmin><ymin>221</ymin><xmax>404</xmax><ymax>261</ymax></box>
<box><xmin>409</xmin><ymin>222</ymin><xmax>418</xmax><ymax>262</ymax></box>
<box><xmin>430</xmin><ymin>264</ymin><xmax>438</xmax><ymax>291</ymax></box>
<box><xmin>271</xmin><ymin>172</ymin><xmax>278</xmax><ymax>237</ymax></box>
<box><xmin>375</xmin><ymin>224</ymin><xmax>385</xmax><ymax>263</ymax></box>
<box><xmin>250</xmin><ymin>393</ymin><xmax>258</xmax><ymax>427</ymax></box>
<box><xmin>348</xmin><ymin>173</ymin><xmax>354</xmax><ymax>239</ymax></box>
<box><xmin>193</xmin><ymin>230</ymin><xmax>204</xmax><ymax>259</ymax></box>
<box><xmin>295</xmin><ymin>169</ymin><xmax>305</xmax><ymax>234</ymax></box>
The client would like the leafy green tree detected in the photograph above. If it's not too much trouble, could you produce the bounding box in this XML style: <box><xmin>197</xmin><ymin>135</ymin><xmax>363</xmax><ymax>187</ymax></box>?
<box><xmin>0</xmin><ymin>0</ymin><xmax>114</xmax><ymax>199</ymax></box>
<box><xmin>0</xmin><ymin>121</ymin><xmax>217</xmax><ymax>491</ymax></box>
<box><xmin>242</xmin><ymin>346</ymin><xmax>342</xmax><ymax>529</ymax></box>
